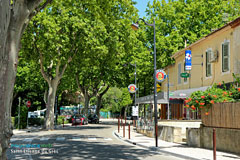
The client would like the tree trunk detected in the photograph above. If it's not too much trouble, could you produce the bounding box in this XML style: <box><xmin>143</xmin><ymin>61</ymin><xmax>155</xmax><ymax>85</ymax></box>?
<box><xmin>0</xmin><ymin>1</ymin><xmax>51</xmax><ymax>158</ymax></box>
<box><xmin>96</xmin><ymin>95</ymin><xmax>102</xmax><ymax>118</ymax></box>
<box><xmin>44</xmin><ymin>80</ymin><xmax>58</xmax><ymax>130</ymax></box>
<box><xmin>84</xmin><ymin>93</ymin><xmax>89</xmax><ymax>117</ymax></box>
<box><xmin>0</xmin><ymin>2</ymin><xmax>28</xmax><ymax>159</ymax></box>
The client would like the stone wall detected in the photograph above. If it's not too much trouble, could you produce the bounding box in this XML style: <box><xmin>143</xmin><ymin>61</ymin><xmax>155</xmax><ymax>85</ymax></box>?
<box><xmin>187</xmin><ymin>125</ymin><xmax>240</xmax><ymax>155</ymax></box>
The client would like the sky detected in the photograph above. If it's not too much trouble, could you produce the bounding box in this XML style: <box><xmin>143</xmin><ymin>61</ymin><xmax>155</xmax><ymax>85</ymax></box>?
<box><xmin>134</xmin><ymin>0</ymin><xmax>154</xmax><ymax>17</ymax></box>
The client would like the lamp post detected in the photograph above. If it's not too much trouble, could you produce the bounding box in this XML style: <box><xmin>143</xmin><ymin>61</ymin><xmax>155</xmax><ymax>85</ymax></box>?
<box><xmin>130</xmin><ymin>62</ymin><xmax>137</xmax><ymax>116</ymax></box>
<box><xmin>132</xmin><ymin>18</ymin><xmax>158</xmax><ymax>147</ymax></box>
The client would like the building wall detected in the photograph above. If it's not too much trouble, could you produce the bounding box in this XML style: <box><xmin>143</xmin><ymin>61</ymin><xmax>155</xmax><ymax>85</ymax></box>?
<box><xmin>161</xmin><ymin>25</ymin><xmax>240</xmax><ymax>92</ymax></box>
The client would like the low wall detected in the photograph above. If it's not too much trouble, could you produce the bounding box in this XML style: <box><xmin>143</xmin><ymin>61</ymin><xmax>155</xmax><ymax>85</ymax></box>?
<box><xmin>136</xmin><ymin>125</ymin><xmax>182</xmax><ymax>143</ymax></box>
<box><xmin>187</xmin><ymin>126</ymin><xmax>240</xmax><ymax>155</ymax></box>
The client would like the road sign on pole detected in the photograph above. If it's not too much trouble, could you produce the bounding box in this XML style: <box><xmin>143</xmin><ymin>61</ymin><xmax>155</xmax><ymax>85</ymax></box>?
<box><xmin>180</xmin><ymin>72</ymin><xmax>190</xmax><ymax>78</ymax></box>
<box><xmin>128</xmin><ymin>84</ymin><xmax>137</xmax><ymax>93</ymax></box>
<box><xmin>156</xmin><ymin>70</ymin><xmax>166</xmax><ymax>82</ymax></box>
<box><xmin>26</xmin><ymin>101</ymin><xmax>31</xmax><ymax>108</ymax></box>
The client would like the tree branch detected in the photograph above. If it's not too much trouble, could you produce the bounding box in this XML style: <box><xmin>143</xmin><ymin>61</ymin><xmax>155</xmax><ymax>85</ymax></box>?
<box><xmin>39</xmin><ymin>52</ymin><xmax>51</xmax><ymax>84</ymax></box>
<box><xmin>100</xmin><ymin>85</ymin><xmax>110</xmax><ymax>97</ymax></box>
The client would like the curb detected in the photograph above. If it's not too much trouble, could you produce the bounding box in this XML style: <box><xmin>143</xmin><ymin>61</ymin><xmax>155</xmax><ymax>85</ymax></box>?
<box><xmin>113</xmin><ymin>131</ymin><xmax>158</xmax><ymax>152</ymax></box>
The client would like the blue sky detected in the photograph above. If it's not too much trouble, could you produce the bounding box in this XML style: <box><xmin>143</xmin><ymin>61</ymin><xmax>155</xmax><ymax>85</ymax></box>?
<box><xmin>134</xmin><ymin>0</ymin><xmax>154</xmax><ymax>17</ymax></box>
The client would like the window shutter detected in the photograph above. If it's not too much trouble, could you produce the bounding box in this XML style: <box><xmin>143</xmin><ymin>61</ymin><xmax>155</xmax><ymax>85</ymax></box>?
<box><xmin>206</xmin><ymin>50</ymin><xmax>212</xmax><ymax>77</ymax></box>
<box><xmin>178</xmin><ymin>63</ymin><xmax>181</xmax><ymax>84</ymax></box>
<box><xmin>222</xmin><ymin>43</ymin><xmax>229</xmax><ymax>72</ymax></box>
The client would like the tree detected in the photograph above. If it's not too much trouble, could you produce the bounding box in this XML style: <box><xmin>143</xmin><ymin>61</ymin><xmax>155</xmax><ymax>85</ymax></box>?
<box><xmin>21</xmin><ymin>1</ymin><xmax>90</xmax><ymax>130</ymax></box>
<box><xmin>145</xmin><ymin>0</ymin><xmax>240</xmax><ymax>69</ymax></box>
<box><xmin>0</xmin><ymin>0</ymin><xmax>52</xmax><ymax>158</ymax></box>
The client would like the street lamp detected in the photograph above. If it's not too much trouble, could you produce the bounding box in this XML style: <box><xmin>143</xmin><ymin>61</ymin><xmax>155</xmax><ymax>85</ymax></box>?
<box><xmin>132</xmin><ymin>18</ymin><xmax>158</xmax><ymax>147</ymax></box>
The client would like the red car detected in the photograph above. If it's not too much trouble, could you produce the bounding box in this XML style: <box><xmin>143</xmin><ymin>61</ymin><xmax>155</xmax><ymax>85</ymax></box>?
<box><xmin>72</xmin><ymin>114</ymin><xmax>88</xmax><ymax>125</ymax></box>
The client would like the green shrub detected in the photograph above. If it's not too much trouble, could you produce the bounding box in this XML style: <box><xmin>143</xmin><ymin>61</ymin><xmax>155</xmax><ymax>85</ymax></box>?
<box><xmin>57</xmin><ymin>116</ymin><xmax>69</xmax><ymax>125</ymax></box>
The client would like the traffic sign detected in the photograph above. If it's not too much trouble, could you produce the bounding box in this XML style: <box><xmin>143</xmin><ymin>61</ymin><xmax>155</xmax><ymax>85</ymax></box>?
<box><xmin>26</xmin><ymin>101</ymin><xmax>31</xmax><ymax>108</ymax></box>
<box><xmin>157</xmin><ymin>84</ymin><xmax>161</xmax><ymax>92</ymax></box>
<box><xmin>180</xmin><ymin>72</ymin><xmax>190</xmax><ymax>78</ymax></box>
<box><xmin>156</xmin><ymin>70</ymin><xmax>167</xmax><ymax>82</ymax></box>
<box><xmin>128</xmin><ymin>84</ymin><xmax>137</xmax><ymax>93</ymax></box>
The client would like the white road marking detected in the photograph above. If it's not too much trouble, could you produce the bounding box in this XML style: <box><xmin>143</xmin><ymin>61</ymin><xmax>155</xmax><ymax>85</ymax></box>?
<box><xmin>23</xmin><ymin>138</ymin><xmax>33</xmax><ymax>142</ymax></box>
<box><xmin>40</xmin><ymin>137</ymin><xmax>49</xmax><ymax>141</ymax></box>
<box><xmin>10</xmin><ymin>138</ymin><xmax>19</xmax><ymax>142</ymax></box>
<box><xmin>88</xmin><ymin>138</ymin><xmax>97</xmax><ymax>140</ymax></box>
<box><xmin>104</xmin><ymin>138</ymin><xmax>112</xmax><ymax>141</ymax></box>
<box><xmin>70</xmin><ymin>137</ymin><xmax>82</xmax><ymax>141</ymax></box>
<box><xmin>56</xmin><ymin>137</ymin><xmax>65</xmax><ymax>141</ymax></box>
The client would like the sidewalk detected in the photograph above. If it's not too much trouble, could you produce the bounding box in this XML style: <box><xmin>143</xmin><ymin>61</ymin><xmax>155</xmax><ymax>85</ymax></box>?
<box><xmin>114</xmin><ymin>126</ymin><xmax>240</xmax><ymax>160</ymax></box>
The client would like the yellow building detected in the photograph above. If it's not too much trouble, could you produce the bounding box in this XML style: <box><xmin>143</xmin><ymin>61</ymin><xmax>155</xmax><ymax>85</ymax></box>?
<box><xmin>136</xmin><ymin>17</ymin><xmax>240</xmax><ymax>120</ymax></box>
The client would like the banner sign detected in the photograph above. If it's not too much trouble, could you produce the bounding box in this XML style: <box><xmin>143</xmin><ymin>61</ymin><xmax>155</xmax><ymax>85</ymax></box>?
<box><xmin>185</xmin><ymin>50</ymin><xmax>192</xmax><ymax>71</ymax></box>
<box><xmin>128</xmin><ymin>84</ymin><xmax>137</xmax><ymax>93</ymax></box>
<box><xmin>132</xmin><ymin>106</ymin><xmax>139</xmax><ymax>116</ymax></box>
<box><xmin>156</xmin><ymin>70</ymin><xmax>167</xmax><ymax>82</ymax></box>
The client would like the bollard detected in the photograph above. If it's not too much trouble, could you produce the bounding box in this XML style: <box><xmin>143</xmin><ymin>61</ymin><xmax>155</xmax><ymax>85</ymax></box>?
<box><xmin>123</xmin><ymin>123</ymin><xmax>125</xmax><ymax>137</ymax></box>
<box><xmin>121</xmin><ymin>117</ymin><xmax>123</xmax><ymax>128</ymax></box>
<box><xmin>128</xmin><ymin>123</ymin><xmax>130</xmax><ymax>139</ymax></box>
<box><xmin>133</xmin><ymin>119</ymin><xmax>135</xmax><ymax>127</ymax></box>
<box><xmin>62</xmin><ymin>119</ymin><xmax>64</xmax><ymax>128</ymax></box>
<box><xmin>118</xmin><ymin>117</ymin><xmax>120</xmax><ymax>133</ymax></box>
<box><xmin>213</xmin><ymin>128</ymin><xmax>216</xmax><ymax>160</ymax></box>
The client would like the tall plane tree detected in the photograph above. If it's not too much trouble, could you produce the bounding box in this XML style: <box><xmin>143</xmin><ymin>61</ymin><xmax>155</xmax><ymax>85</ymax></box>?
<box><xmin>0</xmin><ymin>0</ymin><xmax>52</xmax><ymax>158</ymax></box>
<box><xmin>21</xmin><ymin>1</ymin><xmax>89</xmax><ymax>130</ymax></box>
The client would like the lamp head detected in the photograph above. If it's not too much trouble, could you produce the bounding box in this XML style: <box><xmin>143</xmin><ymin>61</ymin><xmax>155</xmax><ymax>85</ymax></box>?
<box><xmin>131</xmin><ymin>23</ymin><xmax>139</xmax><ymax>31</ymax></box>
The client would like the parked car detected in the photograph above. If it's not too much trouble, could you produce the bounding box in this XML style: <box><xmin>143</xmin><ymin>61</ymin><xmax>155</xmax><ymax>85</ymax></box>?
<box><xmin>88</xmin><ymin>114</ymin><xmax>99</xmax><ymax>124</ymax></box>
<box><xmin>72</xmin><ymin>114</ymin><xmax>88</xmax><ymax>125</ymax></box>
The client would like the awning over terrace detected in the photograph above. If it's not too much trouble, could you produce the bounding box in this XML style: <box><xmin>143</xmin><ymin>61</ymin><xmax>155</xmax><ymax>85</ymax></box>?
<box><xmin>136</xmin><ymin>86</ymin><xmax>210</xmax><ymax>104</ymax></box>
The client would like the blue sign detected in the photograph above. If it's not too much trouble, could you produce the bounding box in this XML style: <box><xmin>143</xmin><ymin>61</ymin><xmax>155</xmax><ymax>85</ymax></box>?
<box><xmin>185</xmin><ymin>50</ymin><xmax>192</xmax><ymax>71</ymax></box>
<box><xmin>156</xmin><ymin>70</ymin><xmax>167</xmax><ymax>82</ymax></box>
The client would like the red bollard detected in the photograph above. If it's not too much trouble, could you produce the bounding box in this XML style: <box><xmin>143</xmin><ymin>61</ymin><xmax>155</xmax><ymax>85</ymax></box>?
<box><xmin>123</xmin><ymin>123</ymin><xmax>125</xmax><ymax>137</ymax></box>
<box><xmin>213</xmin><ymin>128</ymin><xmax>216</xmax><ymax>160</ymax></box>
<box><xmin>118</xmin><ymin>117</ymin><xmax>120</xmax><ymax>133</ymax></box>
<box><xmin>62</xmin><ymin>119</ymin><xmax>64</xmax><ymax>128</ymax></box>
<box><xmin>121</xmin><ymin>117</ymin><xmax>123</xmax><ymax>128</ymax></box>
<box><xmin>80</xmin><ymin>119</ymin><xmax>83</xmax><ymax>126</ymax></box>
<box><xmin>128</xmin><ymin>123</ymin><xmax>130</xmax><ymax>139</ymax></box>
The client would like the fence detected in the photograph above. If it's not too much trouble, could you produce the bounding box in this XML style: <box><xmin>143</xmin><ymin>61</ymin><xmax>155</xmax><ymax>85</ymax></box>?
<box><xmin>201</xmin><ymin>102</ymin><xmax>240</xmax><ymax>129</ymax></box>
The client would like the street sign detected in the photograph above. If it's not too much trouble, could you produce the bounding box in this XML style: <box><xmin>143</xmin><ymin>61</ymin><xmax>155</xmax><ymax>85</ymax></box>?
<box><xmin>128</xmin><ymin>84</ymin><xmax>137</xmax><ymax>93</ymax></box>
<box><xmin>185</xmin><ymin>50</ymin><xmax>192</xmax><ymax>71</ymax></box>
<box><xmin>156</xmin><ymin>69</ymin><xmax>167</xmax><ymax>82</ymax></box>
<box><xmin>180</xmin><ymin>72</ymin><xmax>190</xmax><ymax>78</ymax></box>
<box><xmin>132</xmin><ymin>106</ymin><xmax>139</xmax><ymax>116</ymax></box>
<box><xmin>26</xmin><ymin>101</ymin><xmax>31</xmax><ymax>108</ymax></box>
<box><xmin>169</xmin><ymin>92</ymin><xmax>174</xmax><ymax>96</ymax></box>
<box><xmin>157</xmin><ymin>84</ymin><xmax>161</xmax><ymax>92</ymax></box>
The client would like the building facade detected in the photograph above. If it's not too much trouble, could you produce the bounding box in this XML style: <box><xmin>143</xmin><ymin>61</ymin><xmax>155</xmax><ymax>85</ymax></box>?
<box><xmin>136</xmin><ymin>17</ymin><xmax>240</xmax><ymax>120</ymax></box>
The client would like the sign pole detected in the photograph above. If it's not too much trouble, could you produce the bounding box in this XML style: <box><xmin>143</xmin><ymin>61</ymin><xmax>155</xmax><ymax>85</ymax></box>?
<box><xmin>18</xmin><ymin>97</ymin><xmax>21</xmax><ymax>130</ymax></box>
<box><xmin>167</xmin><ymin>68</ymin><xmax>170</xmax><ymax>120</ymax></box>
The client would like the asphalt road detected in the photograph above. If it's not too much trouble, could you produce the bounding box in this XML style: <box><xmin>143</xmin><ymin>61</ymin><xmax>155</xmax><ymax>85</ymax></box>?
<box><xmin>7</xmin><ymin>119</ymin><xmax>184</xmax><ymax>160</ymax></box>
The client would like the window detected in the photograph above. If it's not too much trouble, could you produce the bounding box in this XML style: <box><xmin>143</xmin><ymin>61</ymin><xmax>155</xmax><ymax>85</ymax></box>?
<box><xmin>222</xmin><ymin>42</ymin><xmax>230</xmax><ymax>72</ymax></box>
<box><xmin>178</xmin><ymin>63</ymin><xmax>181</xmax><ymax>84</ymax></box>
<box><xmin>206</xmin><ymin>50</ymin><xmax>212</xmax><ymax>77</ymax></box>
